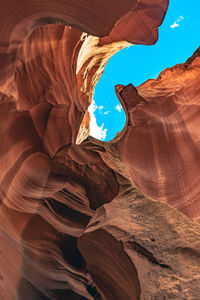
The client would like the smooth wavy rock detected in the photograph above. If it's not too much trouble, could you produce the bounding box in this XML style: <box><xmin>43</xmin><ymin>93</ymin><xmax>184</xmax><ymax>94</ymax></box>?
<box><xmin>114</xmin><ymin>48</ymin><xmax>200</xmax><ymax>222</ymax></box>
<box><xmin>0</xmin><ymin>0</ymin><xmax>168</xmax><ymax>90</ymax></box>
<box><xmin>1</xmin><ymin>0</ymin><xmax>200</xmax><ymax>299</ymax></box>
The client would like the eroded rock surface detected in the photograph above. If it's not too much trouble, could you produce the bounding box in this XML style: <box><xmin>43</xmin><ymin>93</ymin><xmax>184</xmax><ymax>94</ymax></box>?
<box><xmin>1</xmin><ymin>0</ymin><xmax>200</xmax><ymax>299</ymax></box>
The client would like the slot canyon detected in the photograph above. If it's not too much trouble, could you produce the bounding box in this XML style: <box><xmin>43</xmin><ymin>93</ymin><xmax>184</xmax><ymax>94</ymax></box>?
<box><xmin>0</xmin><ymin>0</ymin><xmax>200</xmax><ymax>299</ymax></box>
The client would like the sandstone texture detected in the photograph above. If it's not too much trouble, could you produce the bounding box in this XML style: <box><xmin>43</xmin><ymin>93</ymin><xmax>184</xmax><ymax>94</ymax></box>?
<box><xmin>1</xmin><ymin>0</ymin><xmax>200</xmax><ymax>299</ymax></box>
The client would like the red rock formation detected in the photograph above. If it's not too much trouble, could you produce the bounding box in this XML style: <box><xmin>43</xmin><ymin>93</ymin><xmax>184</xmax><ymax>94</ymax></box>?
<box><xmin>114</xmin><ymin>49</ymin><xmax>200</xmax><ymax>222</ymax></box>
<box><xmin>0</xmin><ymin>0</ymin><xmax>169</xmax><ymax>91</ymax></box>
<box><xmin>79</xmin><ymin>174</ymin><xmax>200</xmax><ymax>299</ymax></box>
<box><xmin>1</xmin><ymin>0</ymin><xmax>200</xmax><ymax>299</ymax></box>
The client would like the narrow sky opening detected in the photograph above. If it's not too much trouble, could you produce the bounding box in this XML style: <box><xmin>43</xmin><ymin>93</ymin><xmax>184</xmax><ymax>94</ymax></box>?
<box><xmin>89</xmin><ymin>0</ymin><xmax>200</xmax><ymax>142</ymax></box>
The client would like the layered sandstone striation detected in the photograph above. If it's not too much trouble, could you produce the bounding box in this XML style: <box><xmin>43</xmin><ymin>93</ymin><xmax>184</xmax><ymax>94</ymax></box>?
<box><xmin>1</xmin><ymin>0</ymin><xmax>200</xmax><ymax>299</ymax></box>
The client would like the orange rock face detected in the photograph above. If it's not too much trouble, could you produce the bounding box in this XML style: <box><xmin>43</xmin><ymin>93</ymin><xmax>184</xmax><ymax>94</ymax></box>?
<box><xmin>116</xmin><ymin>55</ymin><xmax>200</xmax><ymax>222</ymax></box>
<box><xmin>1</xmin><ymin>1</ymin><xmax>200</xmax><ymax>299</ymax></box>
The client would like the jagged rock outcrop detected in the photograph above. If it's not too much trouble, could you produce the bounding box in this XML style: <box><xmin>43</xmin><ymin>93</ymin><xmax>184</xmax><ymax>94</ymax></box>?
<box><xmin>79</xmin><ymin>175</ymin><xmax>200</xmax><ymax>299</ymax></box>
<box><xmin>1</xmin><ymin>0</ymin><xmax>200</xmax><ymax>299</ymax></box>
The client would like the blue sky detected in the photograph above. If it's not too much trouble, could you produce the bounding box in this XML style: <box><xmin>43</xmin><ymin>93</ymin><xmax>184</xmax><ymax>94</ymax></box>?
<box><xmin>89</xmin><ymin>0</ymin><xmax>200</xmax><ymax>141</ymax></box>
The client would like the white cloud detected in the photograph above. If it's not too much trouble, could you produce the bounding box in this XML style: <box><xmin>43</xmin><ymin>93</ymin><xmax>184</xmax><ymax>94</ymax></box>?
<box><xmin>104</xmin><ymin>111</ymin><xmax>110</xmax><ymax>115</ymax></box>
<box><xmin>115</xmin><ymin>104</ymin><xmax>122</xmax><ymax>112</ymax></box>
<box><xmin>170</xmin><ymin>16</ymin><xmax>184</xmax><ymax>29</ymax></box>
<box><xmin>88</xmin><ymin>100</ymin><xmax>107</xmax><ymax>141</ymax></box>
<box><xmin>177</xmin><ymin>16</ymin><xmax>184</xmax><ymax>22</ymax></box>
<box><xmin>170</xmin><ymin>22</ymin><xmax>179</xmax><ymax>29</ymax></box>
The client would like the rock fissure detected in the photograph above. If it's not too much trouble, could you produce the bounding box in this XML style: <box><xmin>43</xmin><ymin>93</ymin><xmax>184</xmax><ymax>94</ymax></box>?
<box><xmin>127</xmin><ymin>241</ymin><xmax>172</xmax><ymax>270</ymax></box>
<box><xmin>1</xmin><ymin>1</ymin><xmax>200</xmax><ymax>299</ymax></box>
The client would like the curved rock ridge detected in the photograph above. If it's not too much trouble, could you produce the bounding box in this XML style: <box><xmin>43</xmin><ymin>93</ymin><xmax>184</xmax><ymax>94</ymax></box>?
<box><xmin>113</xmin><ymin>49</ymin><xmax>200</xmax><ymax>222</ymax></box>
<box><xmin>0</xmin><ymin>0</ymin><xmax>168</xmax><ymax>91</ymax></box>
<box><xmin>1</xmin><ymin>1</ymin><xmax>200</xmax><ymax>299</ymax></box>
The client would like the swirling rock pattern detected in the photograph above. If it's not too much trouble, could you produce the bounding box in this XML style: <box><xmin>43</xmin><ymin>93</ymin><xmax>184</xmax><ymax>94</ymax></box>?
<box><xmin>114</xmin><ymin>50</ymin><xmax>200</xmax><ymax>222</ymax></box>
<box><xmin>1</xmin><ymin>0</ymin><xmax>200</xmax><ymax>299</ymax></box>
